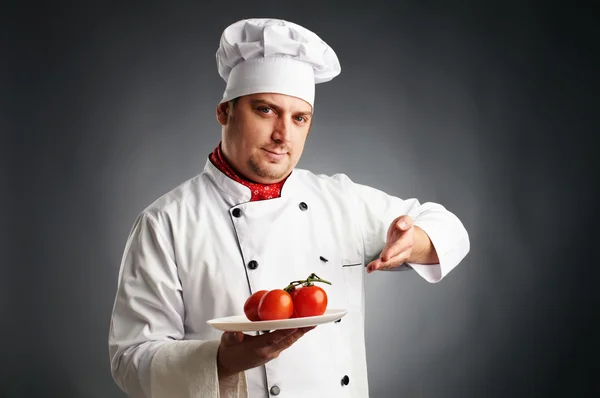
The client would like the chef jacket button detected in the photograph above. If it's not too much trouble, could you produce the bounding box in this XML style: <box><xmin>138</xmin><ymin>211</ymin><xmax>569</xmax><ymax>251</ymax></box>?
<box><xmin>299</xmin><ymin>202</ymin><xmax>308</xmax><ymax>211</ymax></box>
<box><xmin>270</xmin><ymin>385</ymin><xmax>281</xmax><ymax>395</ymax></box>
<box><xmin>334</xmin><ymin>318</ymin><xmax>341</xmax><ymax>323</ymax></box>
<box><xmin>248</xmin><ymin>260</ymin><xmax>258</xmax><ymax>270</ymax></box>
<box><xmin>232</xmin><ymin>208</ymin><xmax>242</xmax><ymax>217</ymax></box>
<box><xmin>341</xmin><ymin>375</ymin><xmax>350</xmax><ymax>386</ymax></box>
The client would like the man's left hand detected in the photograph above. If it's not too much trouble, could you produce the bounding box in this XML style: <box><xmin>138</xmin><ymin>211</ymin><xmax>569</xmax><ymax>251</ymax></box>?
<box><xmin>366</xmin><ymin>215</ymin><xmax>415</xmax><ymax>273</ymax></box>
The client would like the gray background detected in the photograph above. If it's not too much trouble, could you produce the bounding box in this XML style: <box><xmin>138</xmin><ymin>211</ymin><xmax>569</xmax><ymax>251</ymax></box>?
<box><xmin>4</xmin><ymin>1</ymin><xmax>599</xmax><ymax>397</ymax></box>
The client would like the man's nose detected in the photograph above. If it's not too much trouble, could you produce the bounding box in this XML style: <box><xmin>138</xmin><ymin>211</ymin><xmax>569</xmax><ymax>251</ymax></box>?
<box><xmin>272</xmin><ymin>117</ymin><xmax>291</xmax><ymax>143</ymax></box>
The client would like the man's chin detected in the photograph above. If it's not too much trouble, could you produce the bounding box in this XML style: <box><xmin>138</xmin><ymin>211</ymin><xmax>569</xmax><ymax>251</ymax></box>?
<box><xmin>255</xmin><ymin>167</ymin><xmax>290</xmax><ymax>183</ymax></box>
<box><xmin>248</xmin><ymin>157</ymin><xmax>292</xmax><ymax>182</ymax></box>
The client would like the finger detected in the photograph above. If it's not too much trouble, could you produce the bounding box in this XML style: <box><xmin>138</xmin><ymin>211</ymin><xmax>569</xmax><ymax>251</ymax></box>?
<box><xmin>380</xmin><ymin>239</ymin><xmax>412</xmax><ymax>262</ymax></box>
<box><xmin>378</xmin><ymin>252</ymin><xmax>410</xmax><ymax>270</ymax></box>
<box><xmin>270</xmin><ymin>328</ymin><xmax>310</xmax><ymax>352</ymax></box>
<box><xmin>368</xmin><ymin>250</ymin><xmax>410</xmax><ymax>272</ymax></box>
<box><xmin>367</xmin><ymin>257</ymin><xmax>388</xmax><ymax>272</ymax></box>
<box><xmin>366</xmin><ymin>259</ymin><xmax>381</xmax><ymax>273</ymax></box>
<box><xmin>257</xmin><ymin>328</ymin><xmax>299</xmax><ymax>347</ymax></box>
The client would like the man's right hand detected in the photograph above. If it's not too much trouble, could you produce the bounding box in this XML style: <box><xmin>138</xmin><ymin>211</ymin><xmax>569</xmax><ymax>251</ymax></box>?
<box><xmin>216</xmin><ymin>327</ymin><xmax>315</xmax><ymax>379</ymax></box>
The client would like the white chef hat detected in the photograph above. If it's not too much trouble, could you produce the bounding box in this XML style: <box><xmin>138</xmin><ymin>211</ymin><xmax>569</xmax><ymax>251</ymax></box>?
<box><xmin>216</xmin><ymin>18</ymin><xmax>341</xmax><ymax>108</ymax></box>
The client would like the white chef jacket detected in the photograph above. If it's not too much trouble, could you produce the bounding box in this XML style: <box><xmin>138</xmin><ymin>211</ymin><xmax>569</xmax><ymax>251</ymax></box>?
<box><xmin>108</xmin><ymin>158</ymin><xmax>470</xmax><ymax>398</ymax></box>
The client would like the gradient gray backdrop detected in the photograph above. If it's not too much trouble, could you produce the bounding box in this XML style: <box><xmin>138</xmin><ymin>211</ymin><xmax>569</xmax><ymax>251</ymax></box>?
<box><xmin>5</xmin><ymin>1</ymin><xmax>599</xmax><ymax>397</ymax></box>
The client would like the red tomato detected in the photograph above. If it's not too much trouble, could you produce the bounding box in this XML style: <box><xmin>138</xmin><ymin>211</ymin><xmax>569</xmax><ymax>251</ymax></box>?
<box><xmin>258</xmin><ymin>289</ymin><xmax>294</xmax><ymax>320</ymax></box>
<box><xmin>291</xmin><ymin>285</ymin><xmax>328</xmax><ymax>317</ymax></box>
<box><xmin>244</xmin><ymin>290</ymin><xmax>268</xmax><ymax>321</ymax></box>
<box><xmin>288</xmin><ymin>288</ymin><xmax>300</xmax><ymax>318</ymax></box>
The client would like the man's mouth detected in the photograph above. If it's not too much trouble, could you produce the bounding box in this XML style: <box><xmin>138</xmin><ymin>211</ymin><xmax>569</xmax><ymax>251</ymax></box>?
<box><xmin>263</xmin><ymin>148</ymin><xmax>288</xmax><ymax>160</ymax></box>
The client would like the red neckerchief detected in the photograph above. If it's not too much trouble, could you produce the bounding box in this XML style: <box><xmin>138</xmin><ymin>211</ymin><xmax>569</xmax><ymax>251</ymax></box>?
<box><xmin>209</xmin><ymin>143</ymin><xmax>288</xmax><ymax>201</ymax></box>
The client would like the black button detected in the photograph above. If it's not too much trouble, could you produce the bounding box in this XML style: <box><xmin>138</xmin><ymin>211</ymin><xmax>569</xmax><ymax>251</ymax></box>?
<box><xmin>341</xmin><ymin>375</ymin><xmax>349</xmax><ymax>386</ymax></box>
<box><xmin>334</xmin><ymin>318</ymin><xmax>341</xmax><ymax>323</ymax></box>
<box><xmin>270</xmin><ymin>385</ymin><xmax>280</xmax><ymax>395</ymax></box>
<box><xmin>299</xmin><ymin>202</ymin><xmax>308</xmax><ymax>211</ymax></box>
<box><xmin>248</xmin><ymin>260</ymin><xmax>258</xmax><ymax>270</ymax></box>
<box><xmin>319</xmin><ymin>256</ymin><xmax>328</xmax><ymax>262</ymax></box>
<box><xmin>232</xmin><ymin>208</ymin><xmax>242</xmax><ymax>217</ymax></box>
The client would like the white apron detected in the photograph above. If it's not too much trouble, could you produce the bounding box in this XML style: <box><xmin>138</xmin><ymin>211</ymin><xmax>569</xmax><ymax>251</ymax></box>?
<box><xmin>108</xmin><ymin>158</ymin><xmax>470</xmax><ymax>397</ymax></box>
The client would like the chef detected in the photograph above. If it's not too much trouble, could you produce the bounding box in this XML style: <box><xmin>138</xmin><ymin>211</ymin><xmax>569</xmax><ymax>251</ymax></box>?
<box><xmin>108</xmin><ymin>18</ymin><xmax>470</xmax><ymax>398</ymax></box>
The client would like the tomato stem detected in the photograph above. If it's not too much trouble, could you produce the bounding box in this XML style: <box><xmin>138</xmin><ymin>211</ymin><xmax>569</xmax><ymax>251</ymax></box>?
<box><xmin>284</xmin><ymin>273</ymin><xmax>332</xmax><ymax>292</ymax></box>
<box><xmin>305</xmin><ymin>273</ymin><xmax>332</xmax><ymax>286</ymax></box>
<box><xmin>283</xmin><ymin>280</ymin><xmax>304</xmax><ymax>293</ymax></box>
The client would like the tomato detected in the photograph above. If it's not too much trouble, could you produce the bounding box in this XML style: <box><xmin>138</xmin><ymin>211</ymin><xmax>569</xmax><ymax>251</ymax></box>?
<box><xmin>291</xmin><ymin>285</ymin><xmax>328</xmax><ymax>317</ymax></box>
<box><xmin>288</xmin><ymin>288</ymin><xmax>300</xmax><ymax>318</ymax></box>
<box><xmin>257</xmin><ymin>289</ymin><xmax>294</xmax><ymax>320</ymax></box>
<box><xmin>243</xmin><ymin>290</ymin><xmax>268</xmax><ymax>321</ymax></box>
<box><xmin>245</xmin><ymin>273</ymin><xmax>330</xmax><ymax>321</ymax></box>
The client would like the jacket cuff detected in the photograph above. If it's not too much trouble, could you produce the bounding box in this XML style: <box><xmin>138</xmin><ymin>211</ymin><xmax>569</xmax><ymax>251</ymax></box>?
<box><xmin>150</xmin><ymin>339</ymin><xmax>248</xmax><ymax>397</ymax></box>
<box><xmin>405</xmin><ymin>220</ymin><xmax>469</xmax><ymax>283</ymax></box>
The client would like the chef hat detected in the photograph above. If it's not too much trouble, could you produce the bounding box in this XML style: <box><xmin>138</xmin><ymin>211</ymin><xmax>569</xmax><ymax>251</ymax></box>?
<box><xmin>216</xmin><ymin>18</ymin><xmax>341</xmax><ymax>107</ymax></box>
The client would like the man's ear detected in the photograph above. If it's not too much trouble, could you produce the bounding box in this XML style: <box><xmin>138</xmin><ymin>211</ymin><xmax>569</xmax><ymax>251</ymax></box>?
<box><xmin>216</xmin><ymin>102</ymin><xmax>230</xmax><ymax>126</ymax></box>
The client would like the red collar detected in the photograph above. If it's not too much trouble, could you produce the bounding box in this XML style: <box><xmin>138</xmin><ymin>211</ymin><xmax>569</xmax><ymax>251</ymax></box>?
<box><xmin>208</xmin><ymin>143</ymin><xmax>288</xmax><ymax>201</ymax></box>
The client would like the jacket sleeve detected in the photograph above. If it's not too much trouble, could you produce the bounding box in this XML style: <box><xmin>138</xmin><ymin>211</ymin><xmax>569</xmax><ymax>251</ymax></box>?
<box><xmin>108</xmin><ymin>211</ymin><xmax>248</xmax><ymax>397</ymax></box>
<box><xmin>339</xmin><ymin>174</ymin><xmax>470</xmax><ymax>283</ymax></box>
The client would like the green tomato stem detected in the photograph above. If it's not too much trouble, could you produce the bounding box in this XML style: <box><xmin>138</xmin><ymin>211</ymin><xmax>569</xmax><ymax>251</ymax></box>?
<box><xmin>284</xmin><ymin>273</ymin><xmax>332</xmax><ymax>291</ymax></box>
<box><xmin>305</xmin><ymin>273</ymin><xmax>332</xmax><ymax>286</ymax></box>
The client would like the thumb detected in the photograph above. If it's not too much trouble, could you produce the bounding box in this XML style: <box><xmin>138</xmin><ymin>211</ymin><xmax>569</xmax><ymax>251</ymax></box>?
<box><xmin>223</xmin><ymin>331</ymin><xmax>245</xmax><ymax>345</ymax></box>
<box><xmin>395</xmin><ymin>215</ymin><xmax>413</xmax><ymax>231</ymax></box>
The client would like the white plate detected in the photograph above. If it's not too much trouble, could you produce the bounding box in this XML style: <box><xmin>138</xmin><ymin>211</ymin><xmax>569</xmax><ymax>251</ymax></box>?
<box><xmin>207</xmin><ymin>308</ymin><xmax>348</xmax><ymax>332</ymax></box>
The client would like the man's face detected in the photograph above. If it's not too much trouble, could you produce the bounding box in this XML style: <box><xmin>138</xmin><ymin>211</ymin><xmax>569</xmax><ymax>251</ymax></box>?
<box><xmin>216</xmin><ymin>93</ymin><xmax>313</xmax><ymax>184</ymax></box>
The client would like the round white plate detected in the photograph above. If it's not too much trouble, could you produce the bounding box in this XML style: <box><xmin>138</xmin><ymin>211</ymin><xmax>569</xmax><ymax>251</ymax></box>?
<box><xmin>207</xmin><ymin>308</ymin><xmax>348</xmax><ymax>332</ymax></box>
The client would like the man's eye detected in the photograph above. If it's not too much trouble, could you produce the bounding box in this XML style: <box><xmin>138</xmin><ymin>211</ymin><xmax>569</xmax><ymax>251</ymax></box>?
<box><xmin>258</xmin><ymin>106</ymin><xmax>272</xmax><ymax>113</ymax></box>
<box><xmin>294</xmin><ymin>116</ymin><xmax>307</xmax><ymax>122</ymax></box>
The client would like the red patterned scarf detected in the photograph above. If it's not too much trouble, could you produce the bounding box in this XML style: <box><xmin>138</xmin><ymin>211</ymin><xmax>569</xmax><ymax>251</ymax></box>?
<box><xmin>209</xmin><ymin>143</ymin><xmax>287</xmax><ymax>201</ymax></box>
